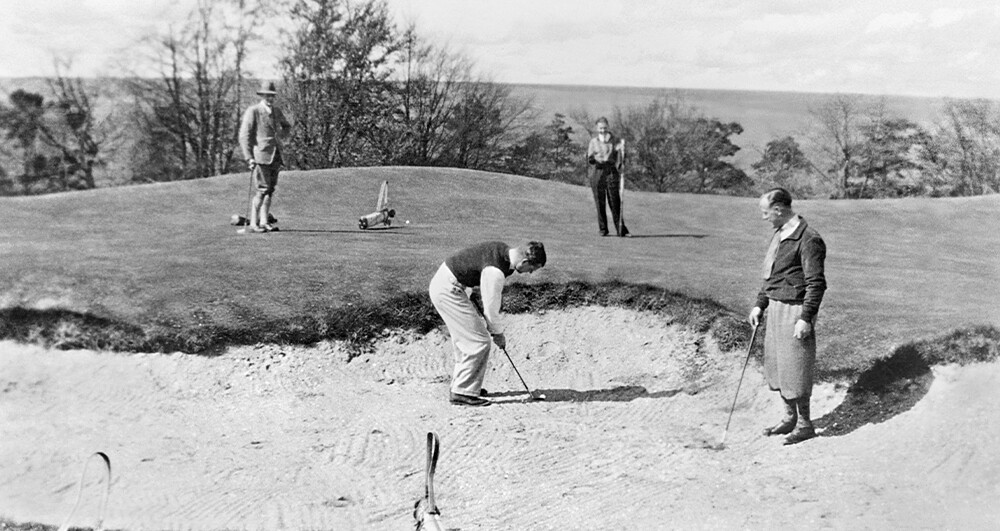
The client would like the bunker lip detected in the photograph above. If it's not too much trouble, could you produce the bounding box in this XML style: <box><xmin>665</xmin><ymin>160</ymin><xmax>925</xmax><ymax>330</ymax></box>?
<box><xmin>1</xmin><ymin>307</ymin><xmax>999</xmax><ymax>529</ymax></box>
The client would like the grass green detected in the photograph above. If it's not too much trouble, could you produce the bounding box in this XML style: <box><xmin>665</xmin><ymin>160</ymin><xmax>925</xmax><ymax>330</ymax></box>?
<box><xmin>2</xmin><ymin>166</ymin><xmax>998</xmax><ymax>377</ymax></box>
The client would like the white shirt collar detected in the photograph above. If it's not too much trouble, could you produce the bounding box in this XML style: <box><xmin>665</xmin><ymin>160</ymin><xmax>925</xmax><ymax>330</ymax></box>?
<box><xmin>778</xmin><ymin>215</ymin><xmax>801</xmax><ymax>241</ymax></box>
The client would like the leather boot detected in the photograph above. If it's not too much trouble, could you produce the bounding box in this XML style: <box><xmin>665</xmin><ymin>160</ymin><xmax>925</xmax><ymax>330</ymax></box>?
<box><xmin>783</xmin><ymin>397</ymin><xmax>817</xmax><ymax>445</ymax></box>
<box><xmin>763</xmin><ymin>397</ymin><xmax>797</xmax><ymax>436</ymax></box>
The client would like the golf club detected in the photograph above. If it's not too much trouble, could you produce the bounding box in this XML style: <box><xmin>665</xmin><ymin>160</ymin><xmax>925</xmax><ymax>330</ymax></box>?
<box><xmin>500</xmin><ymin>346</ymin><xmax>546</xmax><ymax>401</ymax></box>
<box><xmin>715</xmin><ymin>322</ymin><xmax>760</xmax><ymax>450</ymax></box>
<box><xmin>245</xmin><ymin>166</ymin><xmax>254</xmax><ymax>224</ymax></box>
<box><xmin>237</xmin><ymin>167</ymin><xmax>255</xmax><ymax>233</ymax></box>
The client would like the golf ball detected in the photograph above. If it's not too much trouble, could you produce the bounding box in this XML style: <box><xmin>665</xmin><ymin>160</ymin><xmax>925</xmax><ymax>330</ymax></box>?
<box><xmin>405</xmin><ymin>220</ymin><xmax>410</xmax><ymax>224</ymax></box>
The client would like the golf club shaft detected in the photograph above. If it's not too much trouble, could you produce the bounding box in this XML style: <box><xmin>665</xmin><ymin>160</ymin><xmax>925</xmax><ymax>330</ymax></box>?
<box><xmin>245</xmin><ymin>167</ymin><xmax>255</xmax><ymax>223</ymax></box>
<box><xmin>722</xmin><ymin>323</ymin><xmax>759</xmax><ymax>439</ymax></box>
<box><xmin>501</xmin><ymin>346</ymin><xmax>535</xmax><ymax>397</ymax></box>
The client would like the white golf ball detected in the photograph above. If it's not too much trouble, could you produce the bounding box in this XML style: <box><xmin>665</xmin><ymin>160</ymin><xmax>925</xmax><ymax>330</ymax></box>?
<box><xmin>405</xmin><ymin>220</ymin><xmax>410</xmax><ymax>224</ymax></box>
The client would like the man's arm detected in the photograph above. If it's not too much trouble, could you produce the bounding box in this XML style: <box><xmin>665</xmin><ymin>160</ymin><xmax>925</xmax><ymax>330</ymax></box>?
<box><xmin>479</xmin><ymin>267</ymin><xmax>506</xmax><ymax>334</ymax></box>
<box><xmin>799</xmin><ymin>235</ymin><xmax>827</xmax><ymax>323</ymax></box>
<box><xmin>586</xmin><ymin>138</ymin><xmax>600</xmax><ymax>165</ymax></box>
<box><xmin>238</xmin><ymin>106</ymin><xmax>257</xmax><ymax>163</ymax></box>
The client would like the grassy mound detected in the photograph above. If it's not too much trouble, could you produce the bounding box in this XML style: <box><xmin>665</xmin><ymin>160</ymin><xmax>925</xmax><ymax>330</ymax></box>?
<box><xmin>0</xmin><ymin>281</ymin><xmax>749</xmax><ymax>360</ymax></box>
<box><xmin>818</xmin><ymin>325</ymin><xmax>1000</xmax><ymax>436</ymax></box>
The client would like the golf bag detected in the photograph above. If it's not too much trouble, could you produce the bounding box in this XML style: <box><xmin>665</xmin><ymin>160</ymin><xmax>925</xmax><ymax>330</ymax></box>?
<box><xmin>231</xmin><ymin>213</ymin><xmax>278</xmax><ymax>226</ymax></box>
<box><xmin>359</xmin><ymin>180</ymin><xmax>395</xmax><ymax>229</ymax></box>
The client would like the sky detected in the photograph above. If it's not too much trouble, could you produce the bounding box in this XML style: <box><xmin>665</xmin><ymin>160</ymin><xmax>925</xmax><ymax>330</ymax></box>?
<box><xmin>2</xmin><ymin>0</ymin><xmax>1000</xmax><ymax>99</ymax></box>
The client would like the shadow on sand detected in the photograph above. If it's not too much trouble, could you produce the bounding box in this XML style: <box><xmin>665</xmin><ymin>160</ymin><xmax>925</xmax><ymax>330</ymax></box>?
<box><xmin>492</xmin><ymin>385</ymin><xmax>692</xmax><ymax>403</ymax></box>
<box><xmin>815</xmin><ymin>345</ymin><xmax>933</xmax><ymax>437</ymax></box>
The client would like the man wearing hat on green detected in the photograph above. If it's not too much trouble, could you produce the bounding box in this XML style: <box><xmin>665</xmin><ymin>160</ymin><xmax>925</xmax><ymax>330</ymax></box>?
<box><xmin>239</xmin><ymin>80</ymin><xmax>292</xmax><ymax>233</ymax></box>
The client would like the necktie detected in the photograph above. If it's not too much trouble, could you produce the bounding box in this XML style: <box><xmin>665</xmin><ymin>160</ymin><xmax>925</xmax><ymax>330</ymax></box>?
<box><xmin>762</xmin><ymin>229</ymin><xmax>780</xmax><ymax>279</ymax></box>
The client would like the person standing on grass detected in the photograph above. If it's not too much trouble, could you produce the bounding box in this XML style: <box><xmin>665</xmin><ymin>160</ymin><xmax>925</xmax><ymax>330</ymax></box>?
<box><xmin>749</xmin><ymin>187</ymin><xmax>827</xmax><ymax>445</ymax></box>
<box><xmin>429</xmin><ymin>241</ymin><xmax>547</xmax><ymax>406</ymax></box>
<box><xmin>587</xmin><ymin>117</ymin><xmax>630</xmax><ymax>237</ymax></box>
<box><xmin>239</xmin><ymin>80</ymin><xmax>292</xmax><ymax>233</ymax></box>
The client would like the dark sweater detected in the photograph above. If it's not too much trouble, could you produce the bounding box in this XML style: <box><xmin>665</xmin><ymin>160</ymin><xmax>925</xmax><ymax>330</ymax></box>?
<box><xmin>756</xmin><ymin>218</ymin><xmax>827</xmax><ymax>322</ymax></box>
<box><xmin>445</xmin><ymin>242</ymin><xmax>512</xmax><ymax>288</ymax></box>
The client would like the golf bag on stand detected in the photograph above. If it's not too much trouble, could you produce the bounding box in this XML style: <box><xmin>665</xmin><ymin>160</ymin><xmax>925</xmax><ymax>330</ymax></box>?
<box><xmin>359</xmin><ymin>180</ymin><xmax>395</xmax><ymax>229</ymax></box>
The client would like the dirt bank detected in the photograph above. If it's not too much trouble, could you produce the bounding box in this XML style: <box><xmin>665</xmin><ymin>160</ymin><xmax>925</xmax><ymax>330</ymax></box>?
<box><xmin>2</xmin><ymin>307</ymin><xmax>998</xmax><ymax>530</ymax></box>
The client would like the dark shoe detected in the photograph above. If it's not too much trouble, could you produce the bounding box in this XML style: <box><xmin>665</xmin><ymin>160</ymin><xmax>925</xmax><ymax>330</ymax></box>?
<box><xmin>783</xmin><ymin>426</ymin><xmax>817</xmax><ymax>445</ymax></box>
<box><xmin>600</xmin><ymin>232</ymin><xmax>609</xmax><ymax>237</ymax></box>
<box><xmin>762</xmin><ymin>419</ymin><xmax>796</xmax><ymax>437</ymax></box>
<box><xmin>479</xmin><ymin>388</ymin><xmax>489</xmax><ymax>397</ymax></box>
<box><xmin>450</xmin><ymin>393</ymin><xmax>490</xmax><ymax>407</ymax></box>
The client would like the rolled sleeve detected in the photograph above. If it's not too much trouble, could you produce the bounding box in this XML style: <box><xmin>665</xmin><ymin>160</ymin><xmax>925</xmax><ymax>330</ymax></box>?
<box><xmin>479</xmin><ymin>267</ymin><xmax>506</xmax><ymax>334</ymax></box>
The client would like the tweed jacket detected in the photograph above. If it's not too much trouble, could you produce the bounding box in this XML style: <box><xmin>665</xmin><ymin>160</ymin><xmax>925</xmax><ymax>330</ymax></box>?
<box><xmin>756</xmin><ymin>217</ymin><xmax>827</xmax><ymax>322</ymax></box>
<box><xmin>239</xmin><ymin>101</ymin><xmax>292</xmax><ymax>165</ymax></box>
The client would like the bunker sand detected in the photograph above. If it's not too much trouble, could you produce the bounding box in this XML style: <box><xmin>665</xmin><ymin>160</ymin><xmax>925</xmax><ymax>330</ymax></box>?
<box><xmin>2</xmin><ymin>307</ymin><xmax>998</xmax><ymax>530</ymax></box>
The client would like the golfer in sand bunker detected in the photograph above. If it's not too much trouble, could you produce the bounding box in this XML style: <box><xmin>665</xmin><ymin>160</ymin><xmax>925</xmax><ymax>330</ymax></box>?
<box><xmin>428</xmin><ymin>241</ymin><xmax>547</xmax><ymax>406</ymax></box>
<box><xmin>749</xmin><ymin>187</ymin><xmax>827</xmax><ymax>445</ymax></box>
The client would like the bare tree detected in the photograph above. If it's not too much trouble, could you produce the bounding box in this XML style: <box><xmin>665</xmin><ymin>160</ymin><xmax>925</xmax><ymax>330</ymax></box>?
<box><xmin>805</xmin><ymin>94</ymin><xmax>889</xmax><ymax>198</ymax></box>
<box><xmin>280</xmin><ymin>0</ymin><xmax>403</xmax><ymax>169</ymax></box>
<box><xmin>936</xmin><ymin>98</ymin><xmax>1000</xmax><ymax>195</ymax></box>
<box><xmin>390</xmin><ymin>27</ymin><xmax>474</xmax><ymax>165</ymax></box>
<box><xmin>126</xmin><ymin>0</ymin><xmax>270</xmax><ymax>182</ymax></box>
<box><xmin>0</xmin><ymin>60</ymin><xmax>115</xmax><ymax>194</ymax></box>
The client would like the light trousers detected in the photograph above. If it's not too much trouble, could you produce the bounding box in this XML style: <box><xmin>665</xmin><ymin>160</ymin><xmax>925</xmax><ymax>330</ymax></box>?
<box><xmin>429</xmin><ymin>263</ymin><xmax>492</xmax><ymax>396</ymax></box>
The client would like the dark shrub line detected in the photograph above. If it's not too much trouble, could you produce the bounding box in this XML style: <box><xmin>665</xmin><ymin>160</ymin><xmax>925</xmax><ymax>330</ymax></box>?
<box><xmin>0</xmin><ymin>281</ymin><xmax>751</xmax><ymax>358</ymax></box>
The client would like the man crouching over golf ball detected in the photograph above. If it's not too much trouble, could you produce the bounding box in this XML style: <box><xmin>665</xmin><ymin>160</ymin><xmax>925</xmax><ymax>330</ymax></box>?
<box><xmin>749</xmin><ymin>188</ymin><xmax>827</xmax><ymax>445</ymax></box>
<box><xmin>429</xmin><ymin>241</ymin><xmax>546</xmax><ymax>406</ymax></box>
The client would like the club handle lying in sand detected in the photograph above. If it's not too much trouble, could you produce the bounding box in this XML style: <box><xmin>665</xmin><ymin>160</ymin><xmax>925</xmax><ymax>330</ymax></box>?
<box><xmin>500</xmin><ymin>346</ymin><xmax>545</xmax><ymax>400</ymax></box>
<box><xmin>414</xmin><ymin>432</ymin><xmax>444</xmax><ymax>530</ymax></box>
<box><xmin>719</xmin><ymin>323</ymin><xmax>759</xmax><ymax>447</ymax></box>
<box><xmin>58</xmin><ymin>451</ymin><xmax>111</xmax><ymax>531</ymax></box>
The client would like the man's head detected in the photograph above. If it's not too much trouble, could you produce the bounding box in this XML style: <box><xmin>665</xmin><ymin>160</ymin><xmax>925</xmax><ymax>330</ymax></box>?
<box><xmin>595</xmin><ymin>117</ymin><xmax>609</xmax><ymax>136</ymax></box>
<box><xmin>257</xmin><ymin>80</ymin><xmax>278</xmax><ymax>105</ymax></box>
<box><xmin>514</xmin><ymin>241</ymin><xmax>546</xmax><ymax>274</ymax></box>
<box><xmin>758</xmin><ymin>187</ymin><xmax>795</xmax><ymax>229</ymax></box>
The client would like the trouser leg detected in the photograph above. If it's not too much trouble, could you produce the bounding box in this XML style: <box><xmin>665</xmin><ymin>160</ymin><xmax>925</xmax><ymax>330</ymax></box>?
<box><xmin>606</xmin><ymin>175</ymin><xmax>625</xmax><ymax>236</ymax></box>
<box><xmin>590</xmin><ymin>173</ymin><xmax>609</xmax><ymax>235</ymax></box>
<box><xmin>429</xmin><ymin>265</ymin><xmax>492</xmax><ymax>397</ymax></box>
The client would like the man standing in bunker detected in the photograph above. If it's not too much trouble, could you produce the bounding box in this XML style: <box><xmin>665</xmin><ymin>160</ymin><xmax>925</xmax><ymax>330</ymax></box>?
<box><xmin>748</xmin><ymin>188</ymin><xmax>827</xmax><ymax>445</ymax></box>
<box><xmin>429</xmin><ymin>241</ymin><xmax>547</xmax><ymax>406</ymax></box>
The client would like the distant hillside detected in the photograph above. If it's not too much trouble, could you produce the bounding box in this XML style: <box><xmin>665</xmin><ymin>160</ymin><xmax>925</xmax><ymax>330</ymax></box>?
<box><xmin>0</xmin><ymin>77</ymin><xmax>953</xmax><ymax>174</ymax></box>
<box><xmin>511</xmin><ymin>83</ymin><xmax>946</xmax><ymax>168</ymax></box>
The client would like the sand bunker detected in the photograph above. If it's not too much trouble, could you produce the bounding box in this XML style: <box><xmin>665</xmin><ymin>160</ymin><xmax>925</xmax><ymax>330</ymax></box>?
<box><xmin>2</xmin><ymin>306</ymin><xmax>998</xmax><ymax>530</ymax></box>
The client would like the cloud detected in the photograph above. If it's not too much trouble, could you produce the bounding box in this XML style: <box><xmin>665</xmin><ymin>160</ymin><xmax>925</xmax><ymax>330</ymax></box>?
<box><xmin>3</xmin><ymin>0</ymin><xmax>1000</xmax><ymax>98</ymax></box>
<box><xmin>929</xmin><ymin>8</ymin><xmax>969</xmax><ymax>27</ymax></box>
<box><xmin>865</xmin><ymin>12</ymin><xmax>924</xmax><ymax>33</ymax></box>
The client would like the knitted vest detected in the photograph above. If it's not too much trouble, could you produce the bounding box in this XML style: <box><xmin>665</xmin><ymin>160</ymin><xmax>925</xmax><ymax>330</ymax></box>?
<box><xmin>445</xmin><ymin>242</ymin><xmax>512</xmax><ymax>287</ymax></box>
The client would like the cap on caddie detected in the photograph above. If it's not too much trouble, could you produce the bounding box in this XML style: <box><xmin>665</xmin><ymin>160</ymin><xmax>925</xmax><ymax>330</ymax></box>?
<box><xmin>257</xmin><ymin>80</ymin><xmax>278</xmax><ymax>95</ymax></box>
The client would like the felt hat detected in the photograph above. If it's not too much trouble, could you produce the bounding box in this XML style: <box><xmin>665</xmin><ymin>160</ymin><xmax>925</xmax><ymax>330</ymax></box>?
<box><xmin>256</xmin><ymin>80</ymin><xmax>278</xmax><ymax>95</ymax></box>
